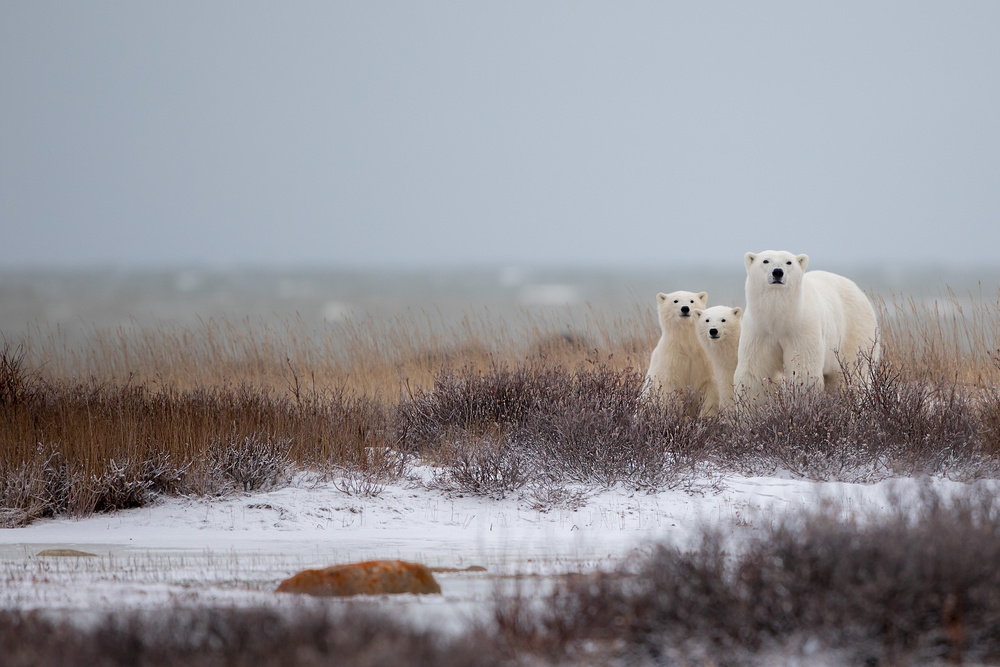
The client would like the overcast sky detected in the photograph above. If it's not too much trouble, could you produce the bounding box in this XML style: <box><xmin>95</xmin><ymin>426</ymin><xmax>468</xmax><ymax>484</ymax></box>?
<box><xmin>2</xmin><ymin>2</ymin><xmax>998</xmax><ymax>270</ymax></box>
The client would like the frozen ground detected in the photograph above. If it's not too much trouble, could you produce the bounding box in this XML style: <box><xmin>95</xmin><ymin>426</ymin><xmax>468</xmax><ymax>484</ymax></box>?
<box><xmin>1</xmin><ymin>466</ymin><xmax>994</xmax><ymax>633</ymax></box>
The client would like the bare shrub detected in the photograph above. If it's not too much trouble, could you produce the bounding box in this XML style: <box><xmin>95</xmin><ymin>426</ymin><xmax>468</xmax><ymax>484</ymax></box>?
<box><xmin>430</xmin><ymin>432</ymin><xmax>529</xmax><ymax>499</ymax></box>
<box><xmin>395</xmin><ymin>363</ymin><xmax>564</xmax><ymax>455</ymax></box>
<box><xmin>515</xmin><ymin>364</ymin><xmax>648</xmax><ymax>486</ymax></box>
<box><xmin>400</xmin><ymin>361</ymin><xmax>713</xmax><ymax>494</ymax></box>
<box><xmin>89</xmin><ymin>458</ymin><xmax>154</xmax><ymax>512</ymax></box>
<box><xmin>523</xmin><ymin>482</ymin><xmax>591</xmax><ymax>512</ymax></box>
<box><xmin>720</xmin><ymin>353</ymin><xmax>993</xmax><ymax>482</ymax></box>
<box><xmin>207</xmin><ymin>431</ymin><xmax>293</xmax><ymax>493</ymax></box>
<box><xmin>0</xmin><ymin>445</ymin><xmax>84</xmax><ymax>527</ymax></box>
<box><xmin>0</xmin><ymin>606</ymin><xmax>501</xmax><ymax>667</ymax></box>
<box><xmin>333</xmin><ymin>447</ymin><xmax>406</xmax><ymax>497</ymax></box>
<box><xmin>519</xmin><ymin>383</ymin><xmax>712</xmax><ymax>489</ymax></box>
<box><xmin>723</xmin><ymin>382</ymin><xmax>889</xmax><ymax>481</ymax></box>
<box><xmin>841</xmin><ymin>353</ymin><xmax>985</xmax><ymax>475</ymax></box>
<box><xmin>978</xmin><ymin>387</ymin><xmax>1000</xmax><ymax>459</ymax></box>
<box><xmin>0</xmin><ymin>459</ymin><xmax>50</xmax><ymax>528</ymax></box>
<box><xmin>332</xmin><ymin>466</ymin><xmax>388</xmax><ymax>497</ymax></box>
<box><xmin>140</xmin><ymin>451</ymin><xmax>190</xmax><ymax>496</ymax></box>
<box><xmin>732</xmin><ymin>486</ymin><xmax>1000</xmax><ymax>663</ymax></box>
<box><xmin>497</xmin><ymin>486</ymin><xmax>1000</xmax><ymax>665</ymax></box>
<box><xmin>0</xmin><ymin>444</ymin><xmax>194</xmax><ymax>525</ymax></box>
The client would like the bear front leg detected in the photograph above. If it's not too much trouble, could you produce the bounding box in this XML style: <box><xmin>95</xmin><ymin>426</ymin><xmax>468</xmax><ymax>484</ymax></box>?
<box><xmin>734</xmin><ymin>341</ymin><xmax>783</xmax><ymax>405</ymax></box>
<box><xmin>713</xmin><ymin>368</ymin><xmax>736</xmax><ymax>412</ymax></box>
<box><xmin>783</xmin><ymin>344</ymin><xmax>824</xmax><ymax>391</ymax></box>
<box><xmin>698</xmin><ymin>378</ymin><xmax>721</xmax><ymax>418</ymax></box>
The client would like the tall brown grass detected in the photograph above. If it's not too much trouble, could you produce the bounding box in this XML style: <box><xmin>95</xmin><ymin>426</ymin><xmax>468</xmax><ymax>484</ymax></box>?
<box><xmin>15</xmin><ymin>288</ymin><xmax>1000</xmax><ymax>398</ymax></box>
<box><xmin>875</xmin><ymin>286</ymin><xmax>1000</xmax><ymax>387</ymax></box>
<box><xmin>0</xmin><ymin>341</ymin><xmax>392</xmax><ymax>524</ymax></box>
<box><xmin>3</xmin><ymin>290</ymin><xmax>1000</xmax><ymax>526</ymax></box>
<box><xmin>19</xmin><ymin>304</ymin><xmax>657</xmax><ymax>398</ymax></box>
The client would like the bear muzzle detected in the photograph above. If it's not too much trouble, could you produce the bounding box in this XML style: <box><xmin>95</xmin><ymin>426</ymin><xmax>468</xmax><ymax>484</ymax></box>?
<box><xmin>680</xmin><ymin>305</ymin><xmax>691</xmax><ymax>316</ymax></box>
<box><xmin>708</xmin><ymin>328</ymin><xmax>720</xmax><ymax>339</ymax></box>
<box><xmin>769</xmin><ymin>267</ymin><xmax>785</xmax><ymax>285</ymax></box>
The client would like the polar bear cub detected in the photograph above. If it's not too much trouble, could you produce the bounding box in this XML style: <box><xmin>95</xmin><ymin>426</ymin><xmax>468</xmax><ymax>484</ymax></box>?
<box><xmin>694</xmin><ymin>306</ymin><xmax>742</xmax><ymax>415</ymax></box>
<box><xmin>733</xmin><ymin>250</ymin><xmax>880</xmax><ymax>403</ymax></box>
<box><xmin>644</xmin><ymin>290</ymin><xmax>718</xmax><ymax>415</ymax></box>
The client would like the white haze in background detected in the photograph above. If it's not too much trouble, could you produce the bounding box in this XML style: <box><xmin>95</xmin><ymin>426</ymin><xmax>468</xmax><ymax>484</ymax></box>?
<box><xmin>1</xmin><ymin>3</ymin><xmax>999</xmax><ymax>271</ymax></box>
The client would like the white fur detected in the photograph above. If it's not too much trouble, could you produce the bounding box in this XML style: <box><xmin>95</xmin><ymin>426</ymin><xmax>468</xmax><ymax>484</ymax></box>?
<box><xmin>644</xmin><ymin>290</ymin><xmax>718</xmax><ymax>415</ymax></box>
<box><xmin>734</xmin><ymin>250</ymin><xmax>880</xmax><ymax>403</ymax></box>
<box><xmin>694</xmin><ymin>305</ymin><xmax>742</xmax><ymax>415</ymax></box>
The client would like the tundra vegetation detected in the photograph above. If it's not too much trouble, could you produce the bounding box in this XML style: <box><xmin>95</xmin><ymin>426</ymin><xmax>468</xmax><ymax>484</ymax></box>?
<box><xmin>3</xmin><ymin>290</ymin><xmax>1000</xmax><ymax>523</ymax></box>
<box><xmin>3</xmin><ymin>290</ymin><xmax>1000</xmax><ymax>663</ymax></box>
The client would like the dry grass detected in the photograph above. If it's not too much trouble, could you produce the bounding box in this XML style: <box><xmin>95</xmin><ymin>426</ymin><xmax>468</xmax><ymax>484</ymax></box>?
<box><xmin>19</xmin><ymin>305</ymin><xmax>656</xmax><ymax>398</ymax></box>
<box><xmin>876</xmin><ymin>285</ymin><xmax>1000</xmax><ymax>387</ymax></box>
<box><xmin>15</xmin><ymin>288</ymin><xmax>1000</xmax><ymax>397</ymax></box>
<box><xmin>0</xmin><ymin>342</ymin><xmax>392</xmax><ymax>524</ymax></box>
<box><xmin>4</xmin><ymin>290</ymin><xmax>1000</xmax><ymax>525</ymax></box>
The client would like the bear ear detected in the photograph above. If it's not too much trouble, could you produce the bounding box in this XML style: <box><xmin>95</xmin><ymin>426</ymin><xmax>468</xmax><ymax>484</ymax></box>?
<box><xmin>657</xmin><ymin>292</ymin><xmax>667</xmax><ymax>302</ymax></box>
<box><xmin>732</xmin><ymin>306</ymin><xmax>743</xmax><ymax>318</ymax></box>
<box><xmin>693</xmin><ymin>308</ymin><xmax>703</xmax><ymax>318</ymax></box>
<box><xmin>796</xmin><ymin>254</ymin><xmax>809</xmax><ymax>271</ymax></box>
<box><xmin>697</xmin><ymin>291</ymin><xmax>708</xmax><ymax>304</ymax></box>
<box><xmin>744</xmin><ymin>252</ymin><xmax>757</xmax><ymax>271</ymax></box>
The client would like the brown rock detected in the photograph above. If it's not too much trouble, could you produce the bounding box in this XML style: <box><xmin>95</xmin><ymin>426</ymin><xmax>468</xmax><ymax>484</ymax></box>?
<box><xmin>275</xmin><ymin>560</ymin><xmax>442</xmax><ymax>597</ymax></box>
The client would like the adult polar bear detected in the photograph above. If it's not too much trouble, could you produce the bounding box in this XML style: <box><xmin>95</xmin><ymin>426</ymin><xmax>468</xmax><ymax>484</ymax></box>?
<box><xmin>734</xmin><ymin>250</ymin><xmax>879</xmax><ymax>403</ymax></box>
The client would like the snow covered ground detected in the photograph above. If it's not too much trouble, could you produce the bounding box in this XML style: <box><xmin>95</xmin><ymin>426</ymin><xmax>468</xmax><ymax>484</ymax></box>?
<box><xmin>1</xmin><ymin>466</ymin><xmax>993</xmax><ymax>633</ymax></box>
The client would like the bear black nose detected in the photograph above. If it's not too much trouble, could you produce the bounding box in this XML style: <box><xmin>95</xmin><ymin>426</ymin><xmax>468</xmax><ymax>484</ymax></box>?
<box><xmin>709</xmin><ymin>328</ymin><xmax>719</xmax><ymax>338</ymax></box>
<box><xmin>680</xmin><ymin>305</ymin><xmax>690</xmax><ymax>315</ymax></box>
<box><xmin>772</xmin><ymin>267</ymin><xmax>784</xmax><ymax>279</ymax></box>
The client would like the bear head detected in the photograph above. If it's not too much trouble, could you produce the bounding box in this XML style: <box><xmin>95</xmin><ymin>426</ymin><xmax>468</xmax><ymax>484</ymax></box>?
<box><xmin>744</xmin><ymin>250</ymin><xmax>808</xmax><ymax>291</ymax></box>
<box><xmin>656</xmin><ymin>290</ymin><xmax>708</xmax><ymax>331</ymax></box>
<box><xmin>694</xmin><ymin>305</ymin><xmax>743</xmax><ymax>346</ymax></box>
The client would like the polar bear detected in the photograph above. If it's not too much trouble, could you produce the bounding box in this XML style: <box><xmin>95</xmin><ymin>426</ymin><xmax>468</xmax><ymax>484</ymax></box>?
<box><xmin>733</xmin><ymin>250</ymin><xmax>880</xmax><ymax>404</ymax></box>
<box><xmin>643</xmin><ymin>290</ymin><xmax>718</xmax><ymax>415</ymax></box>
<box><xmin>694</xmin><ymin>305</ymin><xmax>742</xmax><ymax>415</ymax></box>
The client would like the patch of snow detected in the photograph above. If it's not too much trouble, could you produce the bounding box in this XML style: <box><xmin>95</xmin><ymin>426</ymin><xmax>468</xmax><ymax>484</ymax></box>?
<box><xmin>1</xmin><ymin>468</ymin><xmax>994</xmax><ymax>633</ymax></box>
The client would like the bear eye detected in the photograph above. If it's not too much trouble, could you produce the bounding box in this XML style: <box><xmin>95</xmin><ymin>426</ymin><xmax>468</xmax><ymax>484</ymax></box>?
<box><xmin>689</xmin><ymin>300</ymin><xmax>694</xmax><ymax>304</ymax></box>
<box><xmin>721</xmin><ymin>318</ymin><xmax>726</xmax><ymax>322</ymax></box>
<box><xmin>762</xmin><ymin>259</ymin><xmax>769</xmax><ymax>264</ymax></box>
<box><xmin>786</xmin><ymin>260</ymin><xmax>792</xmax><ymax>265</ymax></box>
<box><xmin>673</xmin><ymin>299</ymin><xmax>678</xmax><ymax>303</ymax></box>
